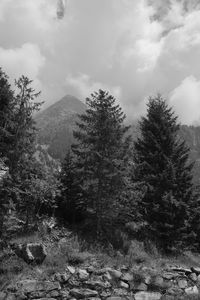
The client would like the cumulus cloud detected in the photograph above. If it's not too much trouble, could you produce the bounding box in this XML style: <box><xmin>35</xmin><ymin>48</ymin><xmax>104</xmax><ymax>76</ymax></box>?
<box><xmin>66</xmin><ymin>73</ymin><xmax>121</xmax><ymax>101</ymax></box>
<box><xmin>0</xmin><ymin>0</ymin><xmax>200</xmax><ymax>124</ymax></box>
<box><xmin>169</xmin><ymin>76</ymin><xmax>200</xmax><ymax>125</ymax></box>
<box><xmin>0</xmin><ymin>44</ymin><xmax>45</xmax><ymax>79</ymax></box>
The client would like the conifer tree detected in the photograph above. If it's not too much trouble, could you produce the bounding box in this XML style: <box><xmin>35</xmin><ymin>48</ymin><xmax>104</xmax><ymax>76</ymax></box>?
<box><xmin>134</xmin><ymin>94</ymin><xmax>194</xmax><ymax>251</ymax></box>
<box><xmin>0</xmin><ymin>68</ymin><xmax>15</xmax><ymax>164</ymax></box>
<box><xmin>72</xmin><ymin>89</ymin><xmax>131</xmax><ymax>236</ymax></box>
<box><xmin>57</xmin><ymin>151</ymin><xmax>85</xmax><ymax>223</ymax></box>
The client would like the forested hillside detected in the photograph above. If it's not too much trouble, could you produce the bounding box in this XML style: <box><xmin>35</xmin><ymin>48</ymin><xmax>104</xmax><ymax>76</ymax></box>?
<box><xmin>35</xmin><ymin>95</ymin><xmax>86</xmax><ymax>160</ymax></box>
<box><xmin>35</xmin><ymin>96</ymin><xmax>200</xmax><ymax>185</ymax></box>
<box><xmin>2</xmin><ymin>70</ymin><xmax>200</xmax><ymax>299</ymax></box>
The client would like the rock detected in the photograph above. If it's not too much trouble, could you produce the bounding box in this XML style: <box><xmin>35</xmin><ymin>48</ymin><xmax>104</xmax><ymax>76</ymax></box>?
<box><xmin>5</xmin><ymin>295</ymin><xmax>17</xmax><ymax>300</ymax></box>
<box><xmin>31</xmin><ymin>298</ymin><xmax>56</xmax><ymax>300</ymax></box>
<box><xmin>134</xmin><ymin>291</ymin><xmax>162</xmax><ymax>300</ymax></box>
<box><xmin>17</xmin><ymin>280</ymin><xmax>61</xmax><ymax>294</ymax></box>
<box><xmin>149</xmin><ymin>275</ymin><xmax>169</xmax><ymax>291</ymax></box>
<box><xmin>189</xmin><ymin>272</ymin><xmax>197</xmax><ymax>281</ymax></box>
<box><xmin>191</xmin><ymin>267</ymin><xmax>200</xmax><ymax>274</ymax></box>
<box><xmin>66</xmin><ymin>266</ymin><xmax>76</xmax><ymax>274</ymax></box>
<box><xmin>87</xmin><ymin>266</ymin><xmax>96</xmax><ymax>273</ymax></box>
<box><xmin>134</xmin><ymin>283</ymin><xmax>148</xmax><ymax>292</ymax></box>
<box><xmin>112</xmin><ymin>288</ymin><xmax>128</xmax><ymax>296</ymax></box>
<box><xmin>86</xmin><ymin>280</ymin><xmax>111</xmax><ymax>289</ymax></box>
<box><xmin>107</xmin><ymin>298</ymin><xmax>124</xmax><ymax>300</ymax></box>
<box><xmin>144</xmin><ymin>275</ymin><xmax>151</xmax><ymax>285</ymax></box>
<box><xmin>197</xmin><ymin>274</ymin><xmax>200</xmax><ymax>283</ymax></box>
<box><xmin>14</xmin><ymin>291</ymin><xmax>27</xmax><ymax>300</ymax></box>
<box><xmin>78</xmin><ymin>269</ymin><xmax>89</xmax><ymax>281</ymax></box>
<box><xmin>68</xmin><ymin>278</ymin><xmax>80</xmax><ymax>287</ymax></box>
<box><xmin>119</xmin><ymin>281</ymin><xmax>129</xmax><ymax>289</ymax></box>
<box><xmin>108</xmin><ymin>269</ymin><xmax>122</xmax><ymax>280</ymax></box>
<box><xmin>100</xmin><ymin>291</ymin><xmax>111</xmax><ymax>298</ymax></box>
<box><xmin>103</xmin><ymin>272</ymin><xmax>112</xmax><ymax>281</ymax></box>
<box><xmin>167</xmin><ymin>286</ymin><xmax>183</xmax><ymax>295</ymax></box>
<box><xmin>54</xmin><ymin>273</ymin><xmax>70</xmax><ymax>283</ymax></box>
<box><xmin>60</xmin><ymin>290</ymin><xmax>69</xmax><ymax>298</ymax></box>
<box><xmin>177</xmin><ymin>279</ymin><xmax>187</xmax><ymax>289</ymax></box>
<box><xmin>162</xmin><ymin>272</ymin><xmax>179</xmax><ymax>280</ymax></box>
<box><xmin>94</xmin><ymin>267</ymin><xmax>111</xmax><ymax>275</ymax></box>
<box><xmin>69</xmin><ymin>288</ymin><xmax>98</xmax><ymax>299</ymax></box>
<box><xmin>185</xmin><ymin>285</ymin><xmax>199</xmax><ymax>295</ymax></box>
<box><xmin>160</xmin><ymin>296</ymin><xmax>176</xmax><ymax>300</ymax></box>
<box><xmin>0</xmin><ymin>292</ymin><xmax>6</xmax><ymax>300</ymax></box>
<box><xmin>121</xmin><ymin>265</ymin><xmax>128</xmax><ymax>272</ymax></box>
<box><xmin>121</xmin><ymin>273</ymin><xmax>133</xmax><ymax>282</ymax></box>
<box><xmin>167</xmin><ymin>267</ymin><xmax>191</xmax><ymax>274</ymax></box>
<box><xmin>15</xmin><ymin>243</ymin><xmax>47</xmax><ymax>264</ymax></box>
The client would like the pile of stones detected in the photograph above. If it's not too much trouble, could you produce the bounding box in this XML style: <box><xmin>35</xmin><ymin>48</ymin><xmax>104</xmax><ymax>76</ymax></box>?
<box><xmin>1</xmin><ymin>263</ymin><xmax>200</xmax><ymax>300</ymax></box>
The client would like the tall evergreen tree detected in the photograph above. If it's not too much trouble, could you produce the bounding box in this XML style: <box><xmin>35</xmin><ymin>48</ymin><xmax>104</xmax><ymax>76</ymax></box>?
<box><xmin>0</xmin><ymin>69</ymin><xmax>15</xmax><ymax>236</ymax></box>
<box><xmin>0</xmin><ymin>68</ymin><xmax>15</xmax><ymax>164</ymax></box>
<box><xmin>72</xmin><ymin>90</ymin><xmax>131</xmax><ymax>236</ymax></box>
<box><xmin>57</xmin><ymin>151</ymin><xmax>85</xmax><ymax>223</ymax></box>
<box><xmin>134</xmin><ymin>94</ymin><xmax>194</xmax><ymax>251</ymax></box>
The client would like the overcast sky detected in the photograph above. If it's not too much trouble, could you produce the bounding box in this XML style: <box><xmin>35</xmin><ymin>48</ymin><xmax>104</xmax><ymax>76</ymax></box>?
<box><xmin>0</xmin><ymin>0</ymin><xmax>200</xmax><ymax>124</ymax></box>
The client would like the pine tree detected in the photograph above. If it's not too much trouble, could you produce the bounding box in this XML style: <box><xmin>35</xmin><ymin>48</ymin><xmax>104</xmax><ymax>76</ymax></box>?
<box><xmin>72</xmin><ymin>89</ymin><xmax>131</xmax><ymax>236</ymax></box>
<box><xmin>0</xmin><ymin>68</ymin><xmax>15</xmax><ymax>164</ymax></box>
<box><xmin>0</xmin><ymin>69</ymin><xmax>15</xmax><ymax>236</ymax></box>
<box><xmin>134</xmin><ymin>94</ymin><xmax>194</xmax><ymax>251</ymax></box>
<box><xmin>57</xmin><ymin>151</ymin><xmax>85</xmax><ymax>223</ymax></box>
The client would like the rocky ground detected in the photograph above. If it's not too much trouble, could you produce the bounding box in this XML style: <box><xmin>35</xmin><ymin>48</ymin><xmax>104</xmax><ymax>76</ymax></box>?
<box><xmin>2</xmin><ymin>259</ymin><xmax>200</xmax><ymax>299</ymax></box>
<box><xmin>1</xmin><ymin>222</ymin><xmax>200</xmax><ymax>300</ymax></box>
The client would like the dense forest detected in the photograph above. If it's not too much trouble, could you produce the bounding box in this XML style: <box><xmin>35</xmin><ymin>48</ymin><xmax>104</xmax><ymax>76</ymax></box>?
<box><xmin>1</xmin><ymin>68</ymin><xmax>200</xmax><ymax>254</ymax></box>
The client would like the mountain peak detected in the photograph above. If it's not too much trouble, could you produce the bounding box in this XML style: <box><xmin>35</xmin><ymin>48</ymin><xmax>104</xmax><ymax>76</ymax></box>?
<box><xmin>35</xmin><ymin>94</ymin><xmax>86</xmax><ymax>160</ymax></box>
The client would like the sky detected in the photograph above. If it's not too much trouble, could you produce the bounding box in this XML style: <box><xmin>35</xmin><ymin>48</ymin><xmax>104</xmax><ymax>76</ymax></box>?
<box><xmin>0</xmin><ymin>0</ymin><xmax>200</xmax><ymax>124</ymax></box>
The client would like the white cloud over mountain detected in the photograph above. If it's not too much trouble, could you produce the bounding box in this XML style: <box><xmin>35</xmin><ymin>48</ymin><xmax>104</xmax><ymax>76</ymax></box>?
<box><xmin>0</xmin><ymin>0</ymin><xmax>200</xmax><ymax>124</ymax></box>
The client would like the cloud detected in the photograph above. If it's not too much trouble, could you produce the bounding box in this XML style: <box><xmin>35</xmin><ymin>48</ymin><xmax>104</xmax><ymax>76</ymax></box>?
<box><xmin>0</xmin><ymin>43</ymin><xmax>45</xmax><ymax>90</ymax></box>
<box><xmin>169</xmin><ymin>76</ymin><xmax>200</xmax><ymax>125</ymax></box>
<box><xmin>0</xmin><ymin>0</ymin><xmax>200</xmax><ymax>124</ymax></box>
<box><xmin>65</xmin><ymin>73</ymin><xmax>121</xmax><ymax>101</ymax></box>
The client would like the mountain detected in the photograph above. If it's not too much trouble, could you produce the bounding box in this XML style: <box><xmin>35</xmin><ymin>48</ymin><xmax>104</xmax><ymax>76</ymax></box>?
<box><xmin>179</xmin><ymin>125</ymin><xmax>200</xmax><ymax>184</ymax></box>
<box><xmin>35</xmin><ymin>95</ymin><xmax>86</xmax><ymax>161</ymax></box>
<box><xmin>35</xmin><ymin>95</ymin><xmax>200</xmax><ymax>183</ymax></box>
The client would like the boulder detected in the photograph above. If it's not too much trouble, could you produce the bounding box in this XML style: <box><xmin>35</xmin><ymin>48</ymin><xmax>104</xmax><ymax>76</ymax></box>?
<box><xmin>66</xmin><ymin>266</ymin><xmax>76</xmax><ymax>274</ymax></box>
<box><xmin>17</xmin><ymin>280</ymin><xmax>60</xmax><ymax>294</ymax></box>
<box><xmin>54</xmin><ymin>273</ymin><xmax>70</xmax><ymax>283</ymax></box>
<box><xmin>0</xmin><ymin>292</ymin><xmax>6</xmax><ymax>300</ymax></box>
<box><xmin>69</xmin><ymin>288</ymin><xmax>98</xmax><ymax>299</ymax></box>
<box><xmin>177</xmin><ymin>279</ymin><xmax>187</xmax><ymax>289</ymax></box>
<box><xmin>191</xmin><ymin>267</ymin><xmax>200</xmax><ymax>274</ymax></box>
<box><xmin>78</xmin><ymin>269</ymin><xmax>89</xmax><ymax>281</ymax></box>
<box><xmin>134</xmin><ymin>291</ymin><xmax>162</xmax><ymax>300</ymax></box>
<box><xmin>121</xmin><ymin>272</ymin><xmax>133</xmax><ymax>282</ymax></box>
<box><xmin>189</xmin><ymin>273</ymin><xmax>197</xmax><ymax>282</ymax></box>
<box><xmin>15</xmin><ymin>243</ymin><xmax>47</xmax><ymax>264</ymax></box>
<box><xmin>119</xmin><ymin>281</ymin><xmax>129</xmax><ymax>289</ymax></box>
<box><xmin>107</xmin><ymin>269</ymin><xmax>122</xmax><ymax>280</ymax></box>
<box><xmin>185</xmin><ymin>285</ymin><xmax>199</xmax><ymax>295</ymax></box>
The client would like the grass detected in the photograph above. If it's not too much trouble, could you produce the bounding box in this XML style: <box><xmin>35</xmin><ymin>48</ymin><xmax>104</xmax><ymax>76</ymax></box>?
<box><xmin>2</xmin><ymin>225</ymin><xmax>200</xmax><ymax>294</ymax></box>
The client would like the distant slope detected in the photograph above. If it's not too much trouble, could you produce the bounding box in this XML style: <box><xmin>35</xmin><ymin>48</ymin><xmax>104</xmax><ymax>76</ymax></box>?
<box><xmin>35</xmin><ymin>96</ymin><xmax>200</xmax><ymax>183</ymax></box>
<box><xmin>35</xmin><ymin>95</ymin><xmax>86</xmax><ymax>161</ymax></box>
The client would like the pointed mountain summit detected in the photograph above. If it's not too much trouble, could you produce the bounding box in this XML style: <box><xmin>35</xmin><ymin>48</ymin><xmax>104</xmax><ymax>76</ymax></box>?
<box><xmin>35</xmin><ymin>95</ymin><xmax>86</xmax><ymax>161</ymax></box>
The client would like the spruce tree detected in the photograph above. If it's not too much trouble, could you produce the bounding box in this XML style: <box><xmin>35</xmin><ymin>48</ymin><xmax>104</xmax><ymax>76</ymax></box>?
<box><xmin>134</xmin><ymin>94</ymin><xmax>194</xmax><ymax>251</ymax></box>
<box><xmin>0</xmin><ymin>68</ymin><xmax>15</xmax><ymax>164</ymax></box>
<box><xmin>57</xmin><ymin>151</ymin><xmax>85</xmax><ymax>223</ymax></box>
<box><xmin>72</xmin><ymin>89</ymin><xmax>131</xmax><ymax>236</ymax></box>
<box><xmin>0</xmin><ymin>69</ymin><xmax>15</xmax><ymax>236</ymax></box>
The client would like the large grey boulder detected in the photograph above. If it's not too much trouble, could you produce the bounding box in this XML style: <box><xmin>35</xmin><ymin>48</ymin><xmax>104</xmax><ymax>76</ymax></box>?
<box><xmin>14</xmin><ymin>243</ymin><xmax>47</xmax><ymax>264</ymax></box>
